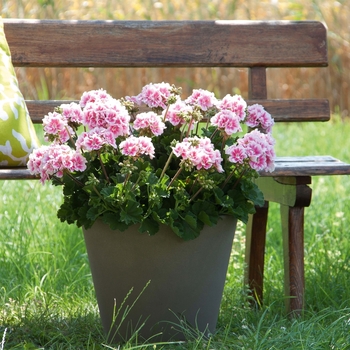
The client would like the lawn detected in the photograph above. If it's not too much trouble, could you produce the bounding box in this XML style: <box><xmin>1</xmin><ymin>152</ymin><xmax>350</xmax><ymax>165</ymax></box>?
<box><xmin>1</xmin><ymin>117</ymin><xmax>350</xmax><ymax>349</ymax></box>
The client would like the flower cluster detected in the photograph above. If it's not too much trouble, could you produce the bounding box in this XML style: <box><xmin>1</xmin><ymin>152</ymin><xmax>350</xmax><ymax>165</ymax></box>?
<box><xmin>28</xmin><ymin>82</ymin><xmax>275</xmax><ymax>240</ymax></box>
<box><xmin>173</xmin><ymin>136</ymin><xmax>223</xmax><ymax>172</ymax></box>
<box><xmin>28</xmin><ymin>144</ymin><xmax>86</xmax><ymax>183</ymax></box>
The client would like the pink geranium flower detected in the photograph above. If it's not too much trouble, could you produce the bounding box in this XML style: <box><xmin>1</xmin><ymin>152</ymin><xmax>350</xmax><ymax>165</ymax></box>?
<box><xmin>82</xmin><ymin>99</ymin><xmax>131</xmax><ymax>137</ymax></box>
<box><xmin>76</xmin><ymin>127</ymin><xmax>117</xmax><ymax>151</ymax></box>
<box><xmin>164</xmin><ymin>99</ymin><xmax>193</xmax><ymax>126</ymax></box>
<box><xmin>226</xmin><ymin>129</ymin><xmax>275</xmax><ymax>172</ymax></box>
<box><xmin>217</xmin><ymin>94</ymin><xmax>247</xmax><ymax>121</ymax></box>
<box><xmin>225</xmin><ymin>145</ymin><xmax>246</xmax><ymax>164</ymax></box>
<box><xmin>43</xmin><ymin>111</ymin><xmax>75</xmax><ymax>143</ymax></box>
<box><xmin>210</xmin><ymin>110</ymin><xmax>242</xmax><ymax>135</ymax></box>
<box><xmin>28</xmin><ymin>83</ymin><xmax>276</xmax><ymax>238</ymax></box>
<box><xmin>60</xmin><ymin>102</ymin><xmax>84</xmax><ymax>124</ymax></box>
<box><xmin>185</xmin><ymin>89</ymin><xmax>218</xmax><ymax>111</ymax></box>
<box><xmin>127</xmin><ymin>82</ymin><xmax>174</xmax><ymax>109</ymax></box>
<box><xmin>28</xmin><ymin>144</ymin><xmax>87</xmax><ymax>184</ymax></box>
<box><xmin>173</xmin><ymin>136</ymin><xmax>224</xmax><ymax>172</ymax></box>
<box><xmin>246</xmin><ymin>104</ymin><xmax>274</xmax><ymax>133</ymax></box>
<box><xmin>133</xmin><ymin>112</ymin><xmax>166</xmax><ymax>136</ymax></box>
<box><xmin>80</xmin><ymin>89</ymin><xmax>112</xmax><ymax>108</ymax></box>
<box><xmin>120</xmin><ymin>136</ymin><xmax>155</xmax><ymax>159</ymax></box>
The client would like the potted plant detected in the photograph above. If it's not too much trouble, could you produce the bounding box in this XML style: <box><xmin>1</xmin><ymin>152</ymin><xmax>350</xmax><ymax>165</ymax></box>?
<box><xmin>28</xmin><ymin>82</ymin><xmax>275</xmax><ymax>342</ymax></box>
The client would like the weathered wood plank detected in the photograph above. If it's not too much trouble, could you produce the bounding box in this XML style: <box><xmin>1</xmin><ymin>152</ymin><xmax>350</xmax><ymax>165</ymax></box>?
<box><xmin>3</xmin><ymin>155</ymin><xmax>350</xmax><ymax>180</ymax></box>
<box><xmin>249</xmin><ymin>67</ymin><xmax>267</xmax><ymax>100</ymax></box>
<box><xmin>274</xmin><ymin>155</ymin><xmax>338</xmax><ymax>162</ymax></box>
<box><xmin>253</xmin><ymin>99</ymin><xmax>330</xmax><ymax>122</ymax></box>
<box><xmin>260</xmin><ymin>156</ymin><xmax>350</xmax><ymax>177</ymax></box>
<box><xmin>3</xmin><ymin>19</ymin><xmax>328</xmax><ymax>68</ymax></box>
<box><xmin>25</xmin><ymin>99</ymin><xmax>330</xmax><ymax>123</ymax></box>
<box><xmin>281</xmin><ymin>205</ymin><xmax>305</xmax><ymax>314</ymax></box>
<box><xmin>0</xmin><ymin>168</ymin><xmax>38</xmax><ymax>180</ymax></box>
<box><xmin>245</xmin><ymin>202</ymin><xmax>269</xmax><ymax>305</ymax></box>
<box><xmin>26</xmin><ymin>100</ymin><xmax>73</xmax><ymax>123</ymax></box>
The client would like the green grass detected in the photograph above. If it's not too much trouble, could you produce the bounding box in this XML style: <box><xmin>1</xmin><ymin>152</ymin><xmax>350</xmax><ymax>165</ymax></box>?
<box><xmin>1</xmin><ymin>117</ymin><xmax>350</xmax><ymax>349</ymax></box>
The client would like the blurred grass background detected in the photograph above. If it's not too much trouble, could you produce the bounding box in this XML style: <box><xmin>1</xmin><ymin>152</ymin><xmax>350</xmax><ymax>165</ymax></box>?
<box><xmin>1</xmin><ymin>0</ymin><xmax>349</xmax><ymax>118</ymax></box>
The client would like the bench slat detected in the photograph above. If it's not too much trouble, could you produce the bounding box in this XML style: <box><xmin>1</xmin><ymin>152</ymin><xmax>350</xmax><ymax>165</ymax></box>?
<box><xmin>3</xmin><ymin>19</ymin><xmax>327</xmax><ymax>68</ymax></box>
<box><xmin>0</xmin><ymin>168</ymin><xmax>37</xmax><ymax>180</ymax></box>
<box><xmin>260</xmin><ymin>156</ymin><xmax>350</xmax><ymax>177</ymax></box>
<box><xmin>3</xmin><ymin>156</ymin><xmax>350</xmax><ymax>180</ymax></box>
<box><xmin>26</xmin><ymin>99</ymin><xmax>330</xmax><ymax>123</ymax></box>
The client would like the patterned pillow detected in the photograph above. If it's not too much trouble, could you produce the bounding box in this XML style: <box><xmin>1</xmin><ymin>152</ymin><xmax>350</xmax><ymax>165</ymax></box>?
<box><xmin>0</xmin><ymin>17</ymin><xmax>40</xmax><ymax>166</ymax></box>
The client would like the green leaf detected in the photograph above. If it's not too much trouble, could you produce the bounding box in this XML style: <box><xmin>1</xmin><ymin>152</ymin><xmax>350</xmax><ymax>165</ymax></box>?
<box><xmin>168</xmin><ymin>209</ymin><xmax>201</xmax><ymax>240</ymax></box>
<box><xmin>198</xmin><ymin>211</ymin><xmax>215</xmax><ymax>226</ymax></box>
<box><xmin>153</xmin><ymin>174</ymin><xmax>170</xmax><ymax>197</ymax></box>
<box><xmin>184</xmin><ymin>213</ymin><xmax>197</xmax><ymax>228</ymax></box>
<box><xmin>192</xmin><ymin>200</ymin><xmax>219</xmax><ymax>226</ymax></box>
<box><xmin>102</xmin><ymin>212</ymin><xmax>129</xmax><ymax>231</ymax></box>
<box><xmin>171</xmin><ymin>219</ymin><xmax>200</xmax><ymax>241</ymax></box>
<box><xmin>139</xmin><ymin>217</ymin><xmax>159</xmax><ymax>235</ymax></box>
<box><xmin>146</xmin><ymin>172</ymin><xmax>159</xmax><ymax>185</ymax></box>
<box><xmin>100</xmin><ymin>186</ymin><xmax>115</xmax><ymax>198</ymax></box>
<box><xmin>241</xmin><ymin>181</ymin><xmax>265</xmax><ymax>207</ymax></box>
<box><xmin>86</xmin><ymin>206</ymin><xmax>103</xmax><ymax>221</ymax></box>
<box><xmin>120</xmin><ymin>200</ymin><xmax>144</xmax><ymax>224</ymax></box>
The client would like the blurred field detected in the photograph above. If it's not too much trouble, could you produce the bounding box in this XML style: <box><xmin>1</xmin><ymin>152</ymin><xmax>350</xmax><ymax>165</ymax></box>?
<box><xmin>1</xmin><ymin>0</ymin><xmax>349</xmax><ymax>117</ymax></box>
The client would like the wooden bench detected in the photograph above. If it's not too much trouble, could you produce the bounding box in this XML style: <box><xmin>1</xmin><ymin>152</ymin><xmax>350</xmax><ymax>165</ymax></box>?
<box><xmin>2</xmin><ymin>19</ymin><xmax>350</xmax><ymax>314</ymax></box>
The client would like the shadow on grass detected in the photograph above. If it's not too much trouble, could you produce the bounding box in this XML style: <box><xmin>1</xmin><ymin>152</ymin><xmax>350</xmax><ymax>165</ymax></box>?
<box><xmin>1</xmin><ymin>313</ymin><xmax>106</xmax><ymax>349</ymax></box>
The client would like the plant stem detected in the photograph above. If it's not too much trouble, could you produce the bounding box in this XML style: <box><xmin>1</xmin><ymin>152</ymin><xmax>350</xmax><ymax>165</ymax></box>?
<box><xmin>160</xmin><ymin>150</ymin><xmax>174</xmax><ymax>180</ymax></box>
<box><xmin>189</xmin><ymin>178</ymin><xmax>199</xmax><ymax>194</ymax></box>
<box><xmin>222</xmin><ymin>167</ymin><xmax>247</xmax><ymax>190</ymax></box>
<box><xmin>63</xmin><ymin>171</ymin><xmax>85</xmax><ymax>187</ymax></box>
<box><xmin>65</xmin><ymin>125</ymin><xmax>76</xmax><ymax>147</ymax></box>
<box><xmin>189</xmin><ymin>186</ymin><xmax>203</xmax><ymax>202</ymax></box>
<box><xmin>162</xmin><ymin>104</ymin><xmax>170</xmax><ymax>122</ymax></box>
<box><xmin>92</xmin><ymin>185</ymin><xmax>104</xmax><ymax>200</ymax></box>
<box><xmin>123</xmin><ymin>172</ymin><xmax>131</xmax><ymax>188</ymax></box>
<box><xmin>167</xmin><ymin>166</ymin><xmax>183</xmax><ymax>189</ymax></box>
<box><xmin>210</xmin><ymin>127</ymin><xmax>219</xmax><ymax>140</ymax></box>
<box><xmin>98</xmin><ymin>152</ymin><xmax>110</xmax><ymax>183</ymax></box>
<box><xmin>185</xmin><ymin>117</ymin><xmax>194</xmax><ymax>138</ymax></box>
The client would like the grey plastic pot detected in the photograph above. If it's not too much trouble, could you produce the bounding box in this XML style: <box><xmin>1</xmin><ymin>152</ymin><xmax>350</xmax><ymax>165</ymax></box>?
<box><xmin>83</xmin><ymin>216</ymin><xmax>237</xmax><ymax>343</ymax></box>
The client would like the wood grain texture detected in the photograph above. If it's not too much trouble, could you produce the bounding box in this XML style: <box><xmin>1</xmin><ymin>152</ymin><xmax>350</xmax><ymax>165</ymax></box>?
<box><xmin>25</xmin><ymin>99</ymin><xmax>330</xmax><ymax>123</ymax></box>
<box><xmin>3</xmin><ymin>19</ymin><xmax>328</xmax><ymax>68</ymax></box>
<box><xmin>249</xmin><ymin>67</ymin><xmax>267</xmax><ymax>99</ymax></box>
<box><xmin>281</xmin><ymin>205</ymin><xmax>305</xmax><ymax>314</ymax></box>
<box><xmin>245</xmin><ymin>202</ymin><xmax>269</xmax><ymax>305</ymax></box>
<box><xmin>260</xmin><ymin>156</ymin><xmax>350</xmax><ymax>176</ymax></box>
<box><xmin>0</xmin><ymin>168</ymin><xmax>38</xmax><ymax>180</ymax></box>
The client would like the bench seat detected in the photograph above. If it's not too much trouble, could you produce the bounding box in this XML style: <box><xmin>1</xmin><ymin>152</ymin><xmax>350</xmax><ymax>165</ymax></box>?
<box><xmin>2</xmin><ymin>155</ymin><xmax>350</xmax><ymax>180</ymax></box>
<box><xmin>261</xmin><ymin>156</ymin><xmax>350</xmax><ymax>177</ymax></box>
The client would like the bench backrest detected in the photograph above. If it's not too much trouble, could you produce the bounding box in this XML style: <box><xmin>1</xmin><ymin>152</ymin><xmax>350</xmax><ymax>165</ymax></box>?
<box><xmin>3</xmin><ymin>19</ymin><xmax>329</xmax><ymax>123</ymax></box>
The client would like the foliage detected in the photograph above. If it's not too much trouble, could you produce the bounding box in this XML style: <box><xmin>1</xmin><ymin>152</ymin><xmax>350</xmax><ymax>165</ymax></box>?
<box><xmin>28</xmin><ymin>83</ymin><xmax>275</xmax><ymax>240</ymax></box>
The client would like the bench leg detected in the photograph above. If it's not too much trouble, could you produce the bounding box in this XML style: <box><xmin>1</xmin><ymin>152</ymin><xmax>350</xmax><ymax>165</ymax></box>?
<box><xmin>280</xmin><ymin>204</ymin><xmax>305</xmax><ymax>315</ymax></box>
<box><xmin>245</xmin><ymin>201</ymin><xmax>269</xmax><ymax>306</ymax></box>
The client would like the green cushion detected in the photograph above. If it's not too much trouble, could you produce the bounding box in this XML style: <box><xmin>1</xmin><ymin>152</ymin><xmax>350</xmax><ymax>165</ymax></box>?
<box><xmin>0</xmin><ymin>17</ymin><xmax>40</xmax><ymax>166</ymax></box>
